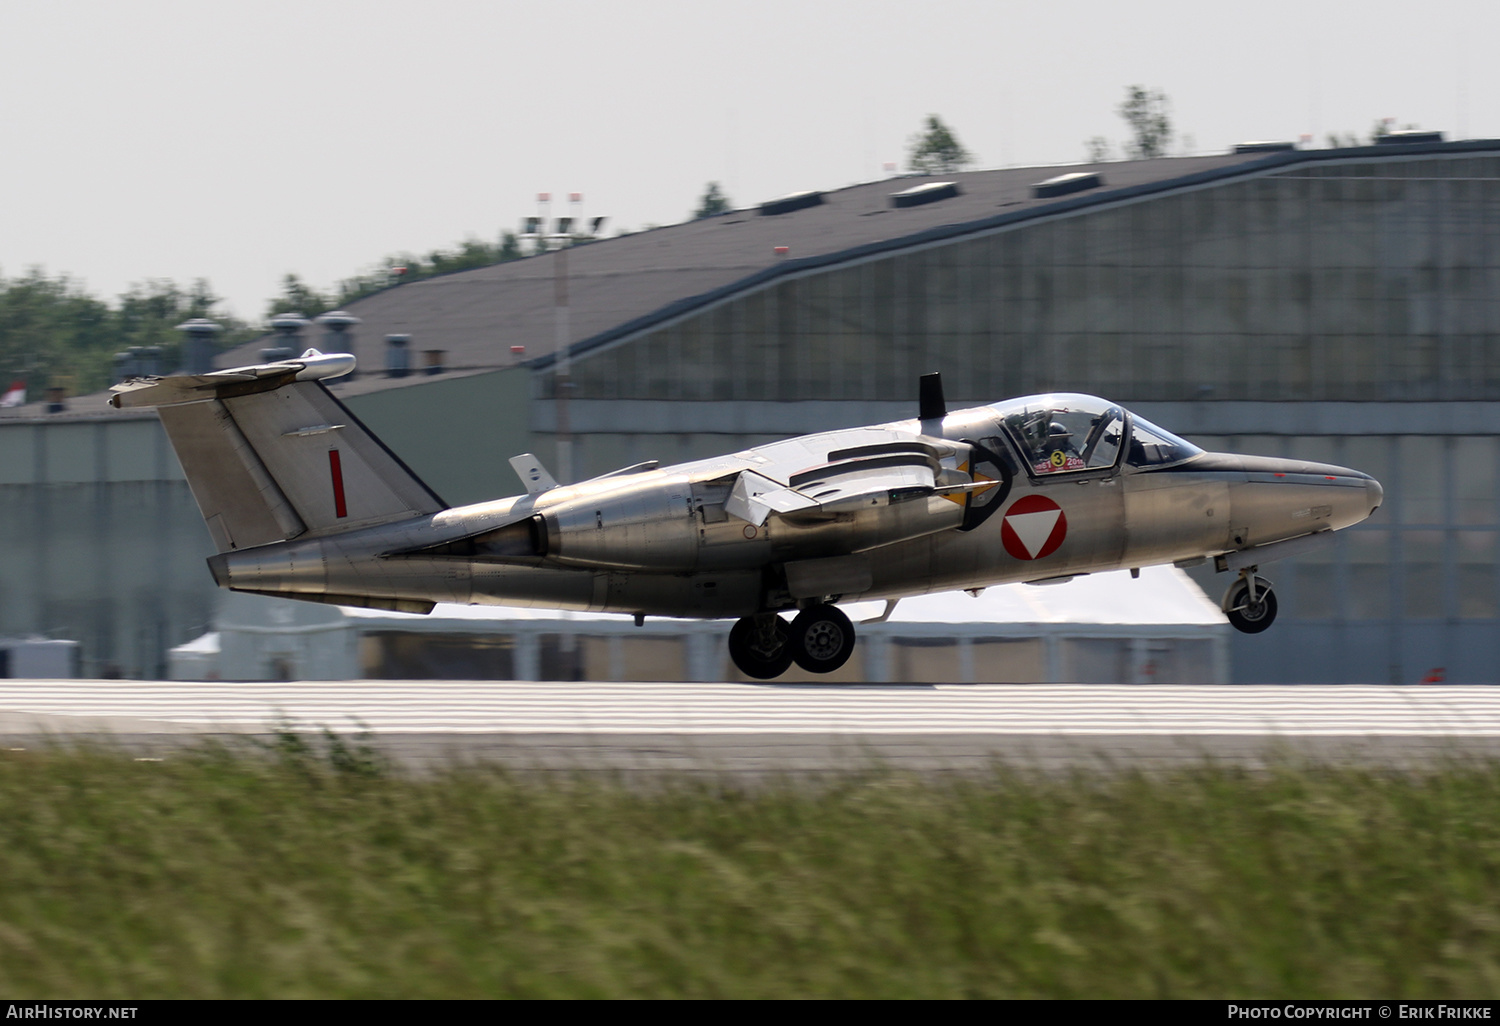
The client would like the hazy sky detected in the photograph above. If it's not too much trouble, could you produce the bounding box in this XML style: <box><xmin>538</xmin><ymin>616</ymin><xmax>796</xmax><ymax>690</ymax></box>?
<box><xmin>1</xmin><ymin>0</ymin><xmax>1491</xmax><ymax>321</ymax></box>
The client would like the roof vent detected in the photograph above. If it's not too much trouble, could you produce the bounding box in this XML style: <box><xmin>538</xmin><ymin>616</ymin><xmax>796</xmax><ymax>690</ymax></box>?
<box><xmin>1233</xmin><ymin>141</ymin><xmax>1297</xmax><ymax>153</ymax></box>
<box><xmin>175</xmin><ymin>317</ymin><xmax>222</xmax><ymax>374</ymax></box>
<box><xmin>759</xmin><ymin>190</ymin><xmax>824</xmax><ymax>216</ymax></box>
<box><xmin>1376</xmin><ymin>129</ymin><xmax>1445</xmax><ymax>145</ymax></box>
<box><xmin>314</xmin><ymin>311</ymin><xmax>360</xmax><ymax>381</ymax></box>
<box><xmin>386</xmin><ymin>334</ymin><xmax>411</xmax><ymax>379</ymax></box>
<box><xmin>890</xmin><ymin>181</ymin><xmax>960</xmax><ymax>208</ymax></box>
<box><xmin>1032</xmin><ymin>172</ymin><xmax>1103</xmax><ymax>199</ymax></box>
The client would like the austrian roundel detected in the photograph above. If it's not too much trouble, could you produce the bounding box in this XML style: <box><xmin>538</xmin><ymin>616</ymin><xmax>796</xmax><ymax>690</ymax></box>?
<box><xmin>1000</xmin><ymin>494</ymin><xmax>1068</xmax><ymax>561</ymax></box>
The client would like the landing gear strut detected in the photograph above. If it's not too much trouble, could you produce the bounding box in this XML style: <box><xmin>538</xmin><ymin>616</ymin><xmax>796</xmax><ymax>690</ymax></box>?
<box><xmin>727</xmin><ymin>604</ymin><xmax>858</xmax><ymax>679</ymax></box>
<box><xmin>1223</xmin><ymin>570</ymin><xmax>1277</xmax><ymax>634</ymax></box>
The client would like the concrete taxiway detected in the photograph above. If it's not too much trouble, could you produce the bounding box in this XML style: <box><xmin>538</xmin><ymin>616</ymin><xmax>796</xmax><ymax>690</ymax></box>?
<box><xmin>2</xmin><ymin>681</ymin><xmax>1500</xmax><ymax>774</ymax></box>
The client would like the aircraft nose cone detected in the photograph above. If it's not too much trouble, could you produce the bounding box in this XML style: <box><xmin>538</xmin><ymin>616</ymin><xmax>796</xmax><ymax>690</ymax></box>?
<box><xmin>1366</xmin><ymin>476</ymin><xmax>1384</xmax><ymax>515</ymax></box>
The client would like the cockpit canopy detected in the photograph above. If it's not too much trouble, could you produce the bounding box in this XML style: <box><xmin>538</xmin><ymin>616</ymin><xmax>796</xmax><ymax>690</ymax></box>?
<box><xmin>987</xmin><ymin>394</ymin><xmax>1203</xmax><ymax>475</ymax></box>
<box><xmin>1127</xmin><ymin>413</ymin><xmax>1204</xmax><ymax>469</ymax></box>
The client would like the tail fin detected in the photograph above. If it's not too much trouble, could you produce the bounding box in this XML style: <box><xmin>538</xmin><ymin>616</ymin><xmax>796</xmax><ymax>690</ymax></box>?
<box><xmin>111</xmin><ymin>350</ymin><xmax>446</xmax><ymax>553</ymax></box>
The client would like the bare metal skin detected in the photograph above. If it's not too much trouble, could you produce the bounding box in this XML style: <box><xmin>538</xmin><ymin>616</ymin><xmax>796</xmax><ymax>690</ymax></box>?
<box><xmin>112</xmin><ymin>356</ymin><xmax>1381</xmax><ymax>679</ymax></box>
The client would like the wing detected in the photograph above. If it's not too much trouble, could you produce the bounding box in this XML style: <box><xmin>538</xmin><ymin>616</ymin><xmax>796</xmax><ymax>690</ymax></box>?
<box><xmin>723</xmin><ymin>441</ymin><xmax>989</xmax><ymax>548</ymax></box>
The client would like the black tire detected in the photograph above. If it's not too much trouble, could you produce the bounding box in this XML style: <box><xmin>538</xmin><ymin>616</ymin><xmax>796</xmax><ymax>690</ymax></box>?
<box><xmin>1225</xmin><ymin>580</ymin><xmax>1278</xmax><ymax>634</ymax></box>
<box><xmin>789</xmin><ymin>604</ymin><xmax>857</xmax><ymax>674</ymax></box>
<box><xmin>728</xmin><ymin>616</ymin><xmax>795</xmax><ymax>679</ymax></box>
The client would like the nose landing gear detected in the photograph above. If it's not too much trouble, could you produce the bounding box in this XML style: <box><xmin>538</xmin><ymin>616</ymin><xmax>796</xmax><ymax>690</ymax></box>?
<box><xmin>1223</xmin><ymin>570</ymin><xmax>1277</xmax><ymax>634</ymax></box>
<box><xmin>727</xmin><ymin>604</ymin><xmax>857</xmax><ymax>679</ymax></box>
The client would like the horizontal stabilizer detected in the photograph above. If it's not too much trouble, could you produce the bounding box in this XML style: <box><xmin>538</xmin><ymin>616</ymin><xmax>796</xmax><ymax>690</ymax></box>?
<box><xmin>108</xmin><ymin>350</ymin><xmax>355</xmax><ymax>409</ymax></box>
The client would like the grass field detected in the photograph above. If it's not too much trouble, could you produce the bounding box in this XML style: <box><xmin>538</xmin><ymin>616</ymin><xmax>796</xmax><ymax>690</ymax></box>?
<box><xmin>2</xmin><ymin>737</ymin><xmax>1499</xmax><ymax>998</ymax></box>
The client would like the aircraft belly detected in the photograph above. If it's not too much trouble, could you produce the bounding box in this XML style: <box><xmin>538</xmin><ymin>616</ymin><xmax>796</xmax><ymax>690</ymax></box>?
<box><xmin>467</xmin><ymin>563</ymin><xmax>600</xmax><ymax>611</ymax></box>
<box><xmin>1122</xmin><ymin>475</ymin><xmax>1231</xmax><ymax>567</ymax></box>
<box><xmin>605</xmin><ymin>571</ymin><xmax>763</xmax><ymax>619</ymax></box>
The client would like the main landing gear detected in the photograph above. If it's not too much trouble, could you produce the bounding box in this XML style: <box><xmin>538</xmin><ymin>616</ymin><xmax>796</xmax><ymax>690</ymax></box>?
<box><xmin>727</xmin><ymin>604</ymin><xmax>856</xmax><ymax>679</ymax></box>
<box><xmin>1222</xmin><ymin>570</ymin><xmax>1278</xmax><ymax>634</ymax></box>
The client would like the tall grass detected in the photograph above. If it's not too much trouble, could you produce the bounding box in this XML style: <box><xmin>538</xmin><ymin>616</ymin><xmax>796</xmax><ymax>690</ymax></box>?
<box><xmin>1</xmin><ymin>740</ymin><xmax>1498</xmax><ymax>998</ymax></box>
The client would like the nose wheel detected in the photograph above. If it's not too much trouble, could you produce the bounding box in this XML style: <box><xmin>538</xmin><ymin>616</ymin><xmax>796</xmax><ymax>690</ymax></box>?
<box><xmin>1223</xmin><ymin>572</ymin><xmax>1278</xmax><ymax>634</ymax></box>
<box><xmin>727</xmin><ymin>604</ymin><xmax>857</xmax><ymax>679</ymax></box>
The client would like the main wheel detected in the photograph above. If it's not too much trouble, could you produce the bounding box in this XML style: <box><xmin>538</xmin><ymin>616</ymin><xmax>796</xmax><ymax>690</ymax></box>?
<box><xmin>789</xmin><ymin>604</ymin><xmax>856</xmax><ymax>674</ymax></box>
<box><xmin>1224</xmin><ymin>578</ymin><xmax>1278</xmax><ymax>634</ymax></box>
<box><xmin>728</xmin><ymin>615</ymin><xmax>795</xmax><ymax>679</ymax></box>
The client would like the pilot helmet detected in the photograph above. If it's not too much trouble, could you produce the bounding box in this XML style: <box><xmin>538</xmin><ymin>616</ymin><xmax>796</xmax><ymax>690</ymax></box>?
<box><xmin>1047</xmin><ymin>421</ymin><xmax>1071</xmax><ymax>441</ymax></box>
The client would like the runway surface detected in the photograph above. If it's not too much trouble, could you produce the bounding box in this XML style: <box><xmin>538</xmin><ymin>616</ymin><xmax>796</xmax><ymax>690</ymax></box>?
<box><xmin>4</xmin><ymin>681</ymin><xmax>1500</xmax><ymax>773</ymax></box>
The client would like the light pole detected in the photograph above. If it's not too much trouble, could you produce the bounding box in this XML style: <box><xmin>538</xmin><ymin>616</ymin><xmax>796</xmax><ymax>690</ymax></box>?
<box><xmin>554</xmin><ymin>218</ymin><xmax>572</xmax><ymax>486</ymax></box>
<box><xmin>520</xmin><ymin>192</ymin><xmax>606</xmax><ymax>486</ymax></box>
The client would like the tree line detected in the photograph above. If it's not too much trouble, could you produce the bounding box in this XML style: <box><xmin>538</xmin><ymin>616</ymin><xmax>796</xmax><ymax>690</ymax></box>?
<box><xmin>0</xmin><ymin>273</ymin><xmax>260</xmax><ymax>399</ymax></box>
<box><xmin>0</xmin><ymin>231</ymin><xmax>531</xmax><ymax>397</ymax></box>
<box><xmin>268</xmin><ymin>232</ymin><xmax>528</xmax><ymax>319</ymax></box>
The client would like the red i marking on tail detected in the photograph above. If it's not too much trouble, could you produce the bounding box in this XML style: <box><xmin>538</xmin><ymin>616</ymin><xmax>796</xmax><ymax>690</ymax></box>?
<box><xmin>329</xmin><ymin>449</ymin><xmax>347</xmax><ymax>518</ymax></box>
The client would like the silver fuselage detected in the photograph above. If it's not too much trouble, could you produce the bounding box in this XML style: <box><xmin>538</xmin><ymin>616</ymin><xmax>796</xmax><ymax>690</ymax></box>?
<box><xmin>208</xmin><ymin>400</ymin><xmax>1383</xmax><ymax>619</ymax></box>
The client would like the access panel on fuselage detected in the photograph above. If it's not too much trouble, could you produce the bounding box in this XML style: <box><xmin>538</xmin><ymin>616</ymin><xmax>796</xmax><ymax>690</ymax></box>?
<box><xmin>1121</xmin><ymin>471</ymin><xmax>1230</xmax><ymax>568</ymax></box>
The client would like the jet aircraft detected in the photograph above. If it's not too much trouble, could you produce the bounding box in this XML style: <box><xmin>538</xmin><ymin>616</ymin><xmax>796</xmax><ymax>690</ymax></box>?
<box><xmin>110</xmin><ymin>350</ymin><xmax>1383</xmax><ymax>679</ymax></box>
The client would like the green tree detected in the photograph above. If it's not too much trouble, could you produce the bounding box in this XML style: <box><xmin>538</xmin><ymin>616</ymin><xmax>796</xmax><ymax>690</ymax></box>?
<box><xmin>694</xmin><ymin>182</ymin><xmax>731</xmax><ymax>219</ymax></box>
<box><xmin>907</xmin><ymin>115</ymin><xmax>974</xmax><ymax>174</ymax></box>
<box><xmin>328</xmin><ymin>230</ymin><xmax>533</xmax><ymax>308</ymax></box>
<box><xmin>0</xmin><ymin>270</ymin><xmax>109</xmax><ymax>394</ymax></box>
<box><xmin>1324</xmin><ymin>119</ymin><xmax>1416</xmax><ymax>149</ymax></box>
<box><xmin>266</xmin><ymin>274</ymin><xmax>333</xmax><ymax>320</ymax></box>
<box><xmin>0</xmin><ymin>270</ymin><xmax>255</xmax><ymax>395</ymax></box>
<box><xmin>1085</xmin><ymin>136</ymin><xmax>1112</xmax><ymax>162</ymax></box>
<box><xmin>1119</xmin><ymin>86</ymin><xmax>1172</xmax><ymax>159</ymax></box>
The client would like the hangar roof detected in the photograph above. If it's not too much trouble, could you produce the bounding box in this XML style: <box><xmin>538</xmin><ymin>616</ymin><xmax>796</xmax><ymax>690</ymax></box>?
<box><xmin>221</xmin><ymin>137</ymin><xmax>1494</xmax><ymax>388</ymax></box>
<box><xmin>12</xmin><ymin>137</ymin><xmax>1498</xmax><ymax>421</ymax></box>
<box><xmin>224</xmin><ymin>151</ymin><xmax>1270</xmax><ymax>388</ymax></box>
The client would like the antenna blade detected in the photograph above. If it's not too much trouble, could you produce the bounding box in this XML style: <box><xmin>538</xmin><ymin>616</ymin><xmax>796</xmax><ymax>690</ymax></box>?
<box><xmin>919</xmin><ymin>372</ymin><xmax>947</xmax><ymax>421</ymax></box>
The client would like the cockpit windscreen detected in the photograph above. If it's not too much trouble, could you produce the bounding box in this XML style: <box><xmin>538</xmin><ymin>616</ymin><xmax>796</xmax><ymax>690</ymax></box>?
<box><xmin>1127</xmin><ymin>415</ymin><xmax>1204</xmax><ymax>468</ymax></box>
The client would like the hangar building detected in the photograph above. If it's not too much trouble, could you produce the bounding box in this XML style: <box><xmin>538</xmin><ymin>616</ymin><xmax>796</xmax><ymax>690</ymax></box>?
<box><xmin>3</xmin><ymin>135</ymin><xmax>1497</xmax><ymax>683</ymax></box>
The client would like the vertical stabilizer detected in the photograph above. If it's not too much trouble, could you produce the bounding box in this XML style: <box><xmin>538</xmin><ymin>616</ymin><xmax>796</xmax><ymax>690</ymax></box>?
<box><xmin>112</xmin><ymin>351</ymin><xmax>446</xmax><ymax>553</ymax></box>
<box><xmin>158</xmin><ymin>399</ymin><xmax>306</xmax><ymax>552</ymax></box>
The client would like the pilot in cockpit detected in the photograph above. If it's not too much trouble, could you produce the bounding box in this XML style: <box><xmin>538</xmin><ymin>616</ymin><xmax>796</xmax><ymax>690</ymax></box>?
<box><xmin>1043</xmin><ymin>421</ymin><xmax>1082</xmax><ymax>469</ymax></box>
